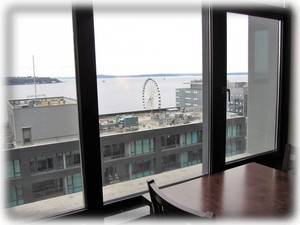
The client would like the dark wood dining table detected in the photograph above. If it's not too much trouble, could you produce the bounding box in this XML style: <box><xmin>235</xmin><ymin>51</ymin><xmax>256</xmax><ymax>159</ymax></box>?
<box><xmin>143</xmin><ymin>163</ymin><xmax>294</xmax><ymax>218</ymax></box>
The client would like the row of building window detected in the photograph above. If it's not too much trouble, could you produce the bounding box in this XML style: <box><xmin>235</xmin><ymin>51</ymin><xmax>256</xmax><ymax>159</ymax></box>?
<box><xmin>7</xmin><ymin>150</ymin><xmax>81</xmax><ymax>178</ymax></box>
<box><xmin>179</xmin><ymin>90</ymin><xmax>199</xmax><ymax>94</ymax></box>
<box><xmin>8</xmin><ymin>128</ymin><xmax>238</xmax><ymax>180</ymax></box>
<box><xmin>104</xmin><ymin>149</ymin><xmax>202</xmax><ymax>184</ymax></box>
<box><xmin>7</xmin><ymin>125</ymin><xmax>244</xmax><ymax>205</ymax></box>
<box><xmin>103</xmin><ymin>134</ymin><xmax>201</xmax><ymax>160</ymax></box>
<box><xmin>30</xmin><ymin>151</ymin><xmax>80</xmax><ymax>174</ymax></box>
<box><xmin>7</xmin><ymin>173</ymin><xmax>82</xmax><ymax>207</ymax></box>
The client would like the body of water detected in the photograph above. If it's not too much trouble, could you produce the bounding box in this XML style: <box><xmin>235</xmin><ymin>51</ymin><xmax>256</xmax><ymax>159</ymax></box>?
<box><xmin>4</xmin><ymin>75</ymin><xmax>247</xmax><ymax>115</ymax></box>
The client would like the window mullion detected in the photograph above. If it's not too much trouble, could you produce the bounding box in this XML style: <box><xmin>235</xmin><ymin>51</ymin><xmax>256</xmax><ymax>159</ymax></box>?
<box><xmin>202</xmin><ymin>6</ymin><xmax>227</xmax><ymax>174</ymax></box>
<box><xmin>72</xmin><ymin>5</ymin><xmax>104</xmax><ymax>212</ymax></box>
<box><xmin>210</xmin><ymin>8</ymin><xmax>227</xmax><ymax>173</ymax></box>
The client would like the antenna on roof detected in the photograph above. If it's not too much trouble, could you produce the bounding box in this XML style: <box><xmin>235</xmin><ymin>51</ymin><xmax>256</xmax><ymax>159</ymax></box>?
<box><xmin>32</xmin><ymin>55</ymin><xmax>37</xmax><ymax>99</ymax></box>
<box><xmin>27</xmin><ymin>55</ymin><xmax>46</xmax><ymax>99</ymax></box>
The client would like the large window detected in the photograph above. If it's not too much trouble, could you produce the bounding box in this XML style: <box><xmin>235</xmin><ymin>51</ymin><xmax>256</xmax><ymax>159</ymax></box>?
<box><xmin>2</xmin><ymin>3</ymin><xmax>290</xmax><ymax>222</ymax></box>
<box><xmin>4</xmin><ymin>7</ymin><xmax>84</xmax><ymax>221</ymax></box>
<box><xmin>93</xmin><ymin>6</ymin><xmax>205</xmax><ymax>202</ymax></box>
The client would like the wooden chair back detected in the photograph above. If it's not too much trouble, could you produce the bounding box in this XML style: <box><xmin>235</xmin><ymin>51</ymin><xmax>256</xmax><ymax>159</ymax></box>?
<box><xmin>147</xmin><ymin>179</ymin><xmax>215</xmax><ymax>219</ymax></box>
<box><xmin>282</xmin><ymin>143</ymin><xmax>295</xmax><ymax>174</ymax></box>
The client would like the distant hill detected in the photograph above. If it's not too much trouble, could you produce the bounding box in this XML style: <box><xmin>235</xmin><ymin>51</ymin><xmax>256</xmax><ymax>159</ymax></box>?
<box><xmin>6</xmin><ymin>76</ymin><xmax>62</xmax><ymax>85</ymax></box>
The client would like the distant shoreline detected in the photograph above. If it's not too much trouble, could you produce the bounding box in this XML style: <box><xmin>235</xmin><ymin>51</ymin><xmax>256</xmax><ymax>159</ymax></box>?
<box><xmin>6</xmin><ymin>73</ymin><xmax>248</xmax><ymax>83</ymax></box>
<box><xmin>6</xmin><ymin>76</ymin><xmax>62</xmax><ymax>85</ymax></box>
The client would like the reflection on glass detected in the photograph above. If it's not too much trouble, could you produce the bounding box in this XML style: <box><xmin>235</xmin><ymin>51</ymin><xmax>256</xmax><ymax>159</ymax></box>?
<box><xmin>226</xmin><ymin>13</ymin><xmax>280</xmax><ymax>162</ymax></box>
<box><xmin>94</xmin><ymin>9</ymin><xmax>204</xmax><ymax>202</ymax></box>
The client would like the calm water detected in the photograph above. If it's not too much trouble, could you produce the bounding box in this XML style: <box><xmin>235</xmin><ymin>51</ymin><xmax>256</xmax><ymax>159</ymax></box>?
<box><xmin>4</xmin><ymin>75</ymin><xmax>247</xmax><ymax>115</ymax></box>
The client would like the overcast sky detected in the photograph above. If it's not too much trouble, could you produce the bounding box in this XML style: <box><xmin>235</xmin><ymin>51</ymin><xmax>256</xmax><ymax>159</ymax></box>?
<box><xmin>10</xmin><ymin>7</ymin><xmax>247</xmax><ymax>77</ymax></box>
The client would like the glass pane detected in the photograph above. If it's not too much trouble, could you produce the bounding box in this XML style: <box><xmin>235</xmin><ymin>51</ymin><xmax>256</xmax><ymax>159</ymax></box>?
<box><xmin>4</xmin><ymin>8</ymin><xmax>84</xmax><ymax>221</ymax></box>
<box><xmin>226</xmin><ymin>13</ymin><xmax>280</xmax><ymax>162</ymax></box>
<box><xmin>136</xmin><ymin>140</ymin><xmax>143</xmax><ymax>155</ymax></box>
<box><xmin>143</xmin><ymin>139</ymin><xmax>150</xmax><ymax>153</ymax></box>
<box><xmin>94</xmin><ymin>8</ymin><xmax>204</xmax><ymax>202</ymax></box>
<box><xmin>6</xmin><ymin>161</ymin><xmax>14</xmax><ymax>178</ymax></box>
<box><xmin>192</xmin><ymin>132</ymin><xmax>198</xmax><ymax>144</ymax></box>
<box><xmin>130</xmin><ymin>142</ymin><xmax>135</xmax><ymax>155</ymax></box>
<box><xmin>14</xmin><ymin>160</ymin><xmax>21</xmax><ymax>176</ymax></box>
<box><xmin>186</xmin><ymin>132</ymin><xmax>192</xmax><ymax>145</ymax></box>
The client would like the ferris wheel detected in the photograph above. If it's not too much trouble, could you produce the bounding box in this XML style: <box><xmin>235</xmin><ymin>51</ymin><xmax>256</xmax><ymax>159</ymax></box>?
<box><xmin>142</xmin><ymin>78</ymin><xmax>161</xmax><ymax>110</ymax></box>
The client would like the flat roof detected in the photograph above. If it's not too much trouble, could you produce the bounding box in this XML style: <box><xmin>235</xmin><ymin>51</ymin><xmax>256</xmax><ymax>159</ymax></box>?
<box><xmin>99</xmin><ymin>108</ymin><xmax>203</xmax><ymax>136</ymax></box>
<box><xmin>8</xmin><ymin>97</ymin><xmax>77</xmax><ymax>109</ymax></box>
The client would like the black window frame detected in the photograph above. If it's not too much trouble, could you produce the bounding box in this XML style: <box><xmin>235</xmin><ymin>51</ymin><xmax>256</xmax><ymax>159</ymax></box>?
<box><xmin>202</xmin><ymin>5</ymin><xmax>291</xmax><ymax>173</ymax></box>
<box><xmin>71</xmin><ymin>3</ymin><xmax>290</xmax><ymax>217</ymax></box>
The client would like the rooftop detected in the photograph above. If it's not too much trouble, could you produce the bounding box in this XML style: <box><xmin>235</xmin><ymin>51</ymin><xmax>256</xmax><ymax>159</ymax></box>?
<box><xmin>5</xmin><ymin>96</ymin><xmax>244</xmax><ymax>149</ymax></box>
<box><xmin>99</xmin><ymin>109</ymin><xmax>203</xmax><ymax>136</ymax></box>
<box><xmin>8</xmin><ymin>97</ymin><xmax>77</xmax><ymax>109</ymax></box>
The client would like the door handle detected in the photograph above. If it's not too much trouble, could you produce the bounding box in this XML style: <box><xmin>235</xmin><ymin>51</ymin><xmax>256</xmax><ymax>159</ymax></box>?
<box><xmin>222</xmin><ymin>87</ymin><xmax>231</xmax><ymax>102</ymax></box>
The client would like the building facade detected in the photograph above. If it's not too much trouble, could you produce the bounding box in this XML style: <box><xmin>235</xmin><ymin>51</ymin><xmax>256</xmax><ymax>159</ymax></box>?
<box><xmin>176</xmin><ymin>80</ymin><xmax>203</xmax><ymax>111</ymax></box>
<box><xmin>6</xmin><ymin>97</ymin><xmax>79</xmax><ymax>147</ymax></box>
<box><xmin>5</xmin><ymin>97</ymin><xmax>246</xmax><ymax>207</ymax></box>
<box><xmin>227</xmin><ymin>81</ymin><xmax>248</xmax><ymax>116</ymax></box>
